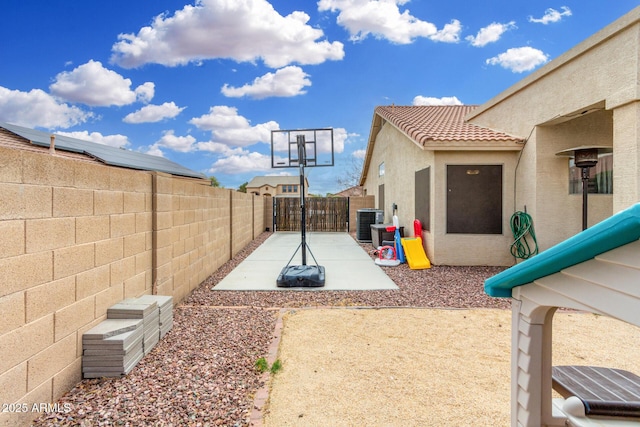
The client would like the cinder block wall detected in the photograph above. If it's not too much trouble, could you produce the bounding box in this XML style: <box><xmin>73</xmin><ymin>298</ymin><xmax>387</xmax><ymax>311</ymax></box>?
<box><xmin>152</xmin><ymin>174</ymin><xmax>242</xmax><ymax>303</ymax></box>
<box><xmin>0</xmin><ymin>147</ymin><xmax>265</xmax><ymax>426</ymax></box>
<box><xmin>231</xmin><ymin>190</ymin><xmax>253</xmax><ymax>258</ymax></box>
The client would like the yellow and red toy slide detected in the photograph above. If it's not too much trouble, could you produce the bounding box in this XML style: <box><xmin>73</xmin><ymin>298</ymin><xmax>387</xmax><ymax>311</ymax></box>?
<box><xmin>400</xmin><ymin>220</ymin><xmax>431</xmax><ymax>270</ymax></box>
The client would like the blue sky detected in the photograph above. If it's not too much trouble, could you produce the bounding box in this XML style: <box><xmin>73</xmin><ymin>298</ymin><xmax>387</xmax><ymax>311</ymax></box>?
<box><xmin>1</xmin><ymin>1</ymin><xmax>638</xmax><ymax>194</ymax></box>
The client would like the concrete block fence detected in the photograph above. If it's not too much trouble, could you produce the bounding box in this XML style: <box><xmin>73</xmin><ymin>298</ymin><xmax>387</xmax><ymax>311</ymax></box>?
<box><xmin>0</xmin><ymin>146</ymin><xmax>267</xmax><ymax>426</ymax></box>
<box><xmin>0</xmin><ymin>145</ymin><xmax>374</xmax><ymax>426</ymax></box>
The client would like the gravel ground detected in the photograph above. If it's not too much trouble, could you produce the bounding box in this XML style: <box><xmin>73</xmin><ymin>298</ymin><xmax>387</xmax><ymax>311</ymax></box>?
<box><xmin>33</xmin><ymin>232</ymin><xmax>510</xmax><ymax>427</ymax></box>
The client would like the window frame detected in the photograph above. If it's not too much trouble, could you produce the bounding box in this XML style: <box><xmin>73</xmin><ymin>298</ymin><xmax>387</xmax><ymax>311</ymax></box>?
<box><xmin>446</xmin><ymin>164</ymin><xmax>503</xmax><ymax>235</ymax></box>
<box><xmin>568</xmin><ymin>153</ymin><xmax>613</xmax><ymax>195</ymax></box>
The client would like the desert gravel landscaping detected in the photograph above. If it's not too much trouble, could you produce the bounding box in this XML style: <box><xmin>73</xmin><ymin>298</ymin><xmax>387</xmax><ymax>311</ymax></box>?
<box><xmin>32</xmin><ymin>232</ymin><xmax>640</xmax><ymax>426</ymax></box>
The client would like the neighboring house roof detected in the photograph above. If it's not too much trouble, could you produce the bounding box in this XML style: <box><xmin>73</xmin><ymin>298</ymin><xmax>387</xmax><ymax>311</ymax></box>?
<box><xmin>485</xmin><ymin>203</ymin><xmax>640</xmax><ymax>297</ymax></box>
<box><xmin>0</xmin><ymin>127</ymin><xmax>104</xmax><ymax>165</ymax></box>
<box><xmin>247</xmin><ymin>176</ymin><xmax>306</xmax><ymax>188</ymax></box>
<box><xmin>333</xmin><ymin>185</ymin><xmax>363</xmax><ymax>197</ymax></box>
<box><xmin>360</xmin><ymin>105</ymin><xmax>525</xmax><ymax>185</ymax></box>
<box><xmin>0</xmin><ymin>122</ymin><xmax>206</xmax><ymax>179</ymax></box>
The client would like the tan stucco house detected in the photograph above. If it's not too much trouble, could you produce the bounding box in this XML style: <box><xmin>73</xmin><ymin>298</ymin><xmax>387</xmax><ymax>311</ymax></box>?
<box><xmin>360</xmin><ymin>105</ymin><xmax>523</xmax><ymax>266</ymax></box>
<box><xmin>246</xmin><ymin>175</ymin><xmax>308</xmax><ymax>197</ymax></box>
<box><xmin>360</xmin><ymin>6</ymin><xmax>640</xmax><ymax>267</ymax></box>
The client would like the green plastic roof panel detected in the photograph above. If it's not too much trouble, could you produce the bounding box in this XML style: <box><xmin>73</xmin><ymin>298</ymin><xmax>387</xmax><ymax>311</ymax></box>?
<box><xmin>485</xmin><ymin>203</ymin><xmax>640</xmax><ymax>298</ymax></box>
<box><xmin>1</xmin><ymin>122</ymin><xmax>206</xmax><ymax>179</ymax></box>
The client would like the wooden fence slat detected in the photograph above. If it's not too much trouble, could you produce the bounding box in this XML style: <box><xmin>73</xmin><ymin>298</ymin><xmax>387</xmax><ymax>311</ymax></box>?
<box><xmin>274</xmin><ymin>197</ymin><xmax>348</xmax><ymax>232</ymax></box>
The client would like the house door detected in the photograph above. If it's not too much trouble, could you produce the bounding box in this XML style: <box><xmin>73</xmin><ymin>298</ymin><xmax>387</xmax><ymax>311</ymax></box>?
<box><xmin>274</xmin><ymin>197</ymin><xmax>349</xmax><ymax>232</ymax></box>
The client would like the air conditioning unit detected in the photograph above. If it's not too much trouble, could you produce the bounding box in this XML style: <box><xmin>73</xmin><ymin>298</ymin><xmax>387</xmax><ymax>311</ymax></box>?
<box><xmin>356</xmin><ymin>209</ymin><xmax>384</xmax><ymax>242</ymax></box>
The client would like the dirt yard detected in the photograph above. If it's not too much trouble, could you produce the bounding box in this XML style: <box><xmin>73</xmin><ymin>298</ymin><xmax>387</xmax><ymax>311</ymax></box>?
<box><xmin>264</xmin><ymin>308</ymin><xmax>640</xmax><ymax>427</ymax></box>
<box><xmin>32</xmin><ymin>233</ymin><xmax>640</xmax><ymax>427</ymax></box>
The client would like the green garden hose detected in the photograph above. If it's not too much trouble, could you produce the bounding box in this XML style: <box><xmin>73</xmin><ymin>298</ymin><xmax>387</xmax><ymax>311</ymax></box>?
<box><xmin>510</xmin><ymin>211</ymin><xmax>538</xmax><ymax>260</ymax></box>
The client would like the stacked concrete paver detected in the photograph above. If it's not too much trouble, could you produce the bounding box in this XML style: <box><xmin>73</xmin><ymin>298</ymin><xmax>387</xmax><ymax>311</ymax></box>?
<box><xmin>82</xmin><ymin>295</ymin><xmax>173</xmax><ymax>378</ymax></box>
<box><xmin>135</xmin><ymin>295</ymin><xmax>174</xmax><ymax>339</ymax></box>
<box><xmin>108</xmin><ymin>300</ymin><xmax>159</xmax><ymax>355</ymax></box>
<box><xmin>82</xmin><ymin>319</ymin><xmax>145</xmax><ymax>378</ymax></box>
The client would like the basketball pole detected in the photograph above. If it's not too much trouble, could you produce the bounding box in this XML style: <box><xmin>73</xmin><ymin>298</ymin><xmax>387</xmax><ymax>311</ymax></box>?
<box><xmin>297</xmin><ymin>134</ymin><xmax>307</xmax><ymax>266</ymax></box>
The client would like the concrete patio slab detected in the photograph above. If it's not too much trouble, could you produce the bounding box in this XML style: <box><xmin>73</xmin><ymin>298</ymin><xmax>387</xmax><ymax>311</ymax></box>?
<box><xmin>212</xmin><ymin>232</ymin><xmax>398</xmax><ymax>291</ymax></box>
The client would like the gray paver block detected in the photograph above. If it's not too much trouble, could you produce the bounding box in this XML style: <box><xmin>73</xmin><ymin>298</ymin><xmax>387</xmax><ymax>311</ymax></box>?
<box><xmin>82</xmin><ymin>319</ymin><xmax>143</xmax><ymax>340</ymax></box>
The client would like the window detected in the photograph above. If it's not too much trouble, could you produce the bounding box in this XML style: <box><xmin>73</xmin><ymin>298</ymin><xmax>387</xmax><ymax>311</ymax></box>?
<box><xmin>379</xmin><ymin>162</ymin><xmax>385</xmax><ymax>177</ymax></box>
<box><xmin>293</xmin><ymin>185</ymin><xmax>298</xmax><ymax>193</ymax></box>
<box><xmin>282</xmin><ymin>185</ymin><xmax>287</xmax><ymax>193</ymax></box>
<box><xmin>446</xmin><ymin>165</ymin><xmax>502</xmax><ymax>234</ymax></box>
<box><xmin>569</xmin><ymin>153</ymin><xmax>613</xmax><ymax>194</ymax></box>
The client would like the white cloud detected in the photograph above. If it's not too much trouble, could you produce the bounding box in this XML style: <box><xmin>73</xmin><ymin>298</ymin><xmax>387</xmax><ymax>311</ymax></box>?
<box><xmin>190</xmin><ymin>106</ymin><xmax>249</xmax><ymax>130</ymax></box>
<box><xmin>56</xmin><ymin>130</ymin><xmax>131</xmax><ymax>148</ymax></box>
<box><xmin>221</xmin><ymin>66</ymin><xmax>311</xmax><ymax>99</ymax></box>
<box><xmin>0</xmin><ymin>86</ymin><xmax>91</xmax><ymax>129</ymax></box>
<box><xmin>50</xmin><ymin>60</ymin><xmax>154</xmax><ymax>106</ymax></box>
<box><xmin>195</xmin><ymin>141</ymin><xmax>247</xmax><ymax>156</ymax></box>
<box><xmin>318</xmin><ymin>0</ymin><xmax>461</xmax><ymax>44</ymax></box>
<box><xmin>142</xmin><ymin>144</ymin><xmax>165</xmax><ymax>157</ymax></box>
<box><xmin>332</xmin><ymin>127</ymin><xmax>347</xmax><ymax>154</ymax></box>
<box><xmin>412</xmin><ymin>95</ymin><xmax>463</xmax><ymax>106</ymax></box>
<box><xmin>352</xmin><ymin>149</ymin><xmax>366</xmax><ymax>159</ymax></box>
<box><xmin>430</xmin><ymin>19</ymin><xmax>462</xmax><ymax>43</ymax></box>
<box><xmin>123</xmin><ymin>102</ymin><xmax>185</xmax><ymax>124</ymax></box>
<box><xmin>486</xmin><ymin>46</ymin><xmax>549</xmax><ymax>73</ymax></box>
<box><xmin>189</xmin><ymin>105</ymin><xmax>279</xmax><ymax>147</ymax></box>
<box><xmin>153</xmin><ymin>130</ymin><xmax>196</xmax><ymax>152</ymax></box>
<box><xmin>529</xmin><ymin>6</ymin><xmax>572</xmax><ymax>24</ymax></box>
<box><xmin>110</xmin><ymin>0</ymin><xmax>344</xmax><ymax>69</ymax></box>
<box><xmin>345</xmin><ymin>131</ymin><xmax>360</xmax><ymax>141</ymax></box>
<box><xmin>135</xmin><ymin>82</ymin><xmax>156</xmax><ymax>104</ymax></box>
<box><xmin>466</xmin><ymin>21</ymin><xmax>516</xmax><ymax>47</ymax></box>
<box><xmin>144</xmin><ymin>130</ymin><xmax>200</xmax><ymax>156</ymax></box>
<box><xmin>207</xmin><ymin>151</ymin><xmax>273</xmax><ymax>174</ymax></box>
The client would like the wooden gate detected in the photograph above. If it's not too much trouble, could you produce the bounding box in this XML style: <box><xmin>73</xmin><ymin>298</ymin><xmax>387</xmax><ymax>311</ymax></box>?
<box><xmin>274</xmin><ymin>197</ymin><xmax>349</xmax><ymax>232</ymax></box>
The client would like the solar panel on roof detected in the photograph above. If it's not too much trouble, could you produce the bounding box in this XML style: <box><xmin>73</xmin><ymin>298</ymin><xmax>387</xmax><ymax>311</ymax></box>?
<box><xmin>1</xmin><ymin>122</ymin><xmax>206</xmax><ymax>179</ymax></box>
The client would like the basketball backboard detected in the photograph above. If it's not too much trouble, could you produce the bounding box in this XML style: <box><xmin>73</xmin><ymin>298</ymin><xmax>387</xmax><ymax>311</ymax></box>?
<box><xmin>271</xmin><ymin>128</ymin><xmax>334</xmax><ymax>169</ymax></box>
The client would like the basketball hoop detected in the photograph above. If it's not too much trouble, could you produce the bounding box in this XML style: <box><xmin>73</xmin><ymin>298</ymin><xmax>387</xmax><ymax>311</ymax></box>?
<box><xmin>271</xmin><ymin>128</ymin><xmax>335</xmax><ymax>287</ymax></box>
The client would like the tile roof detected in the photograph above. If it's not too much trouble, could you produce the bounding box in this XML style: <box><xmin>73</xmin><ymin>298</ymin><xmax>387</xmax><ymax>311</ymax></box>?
<box><xmin>332</xmin><ymin>185</ymin><xmax>363</xmax><ymax>197</ymax></box>
<box><xmin>375</xmin><ymin>105</ymin><xmax>524</xmax><ymax>146</ymax></box>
